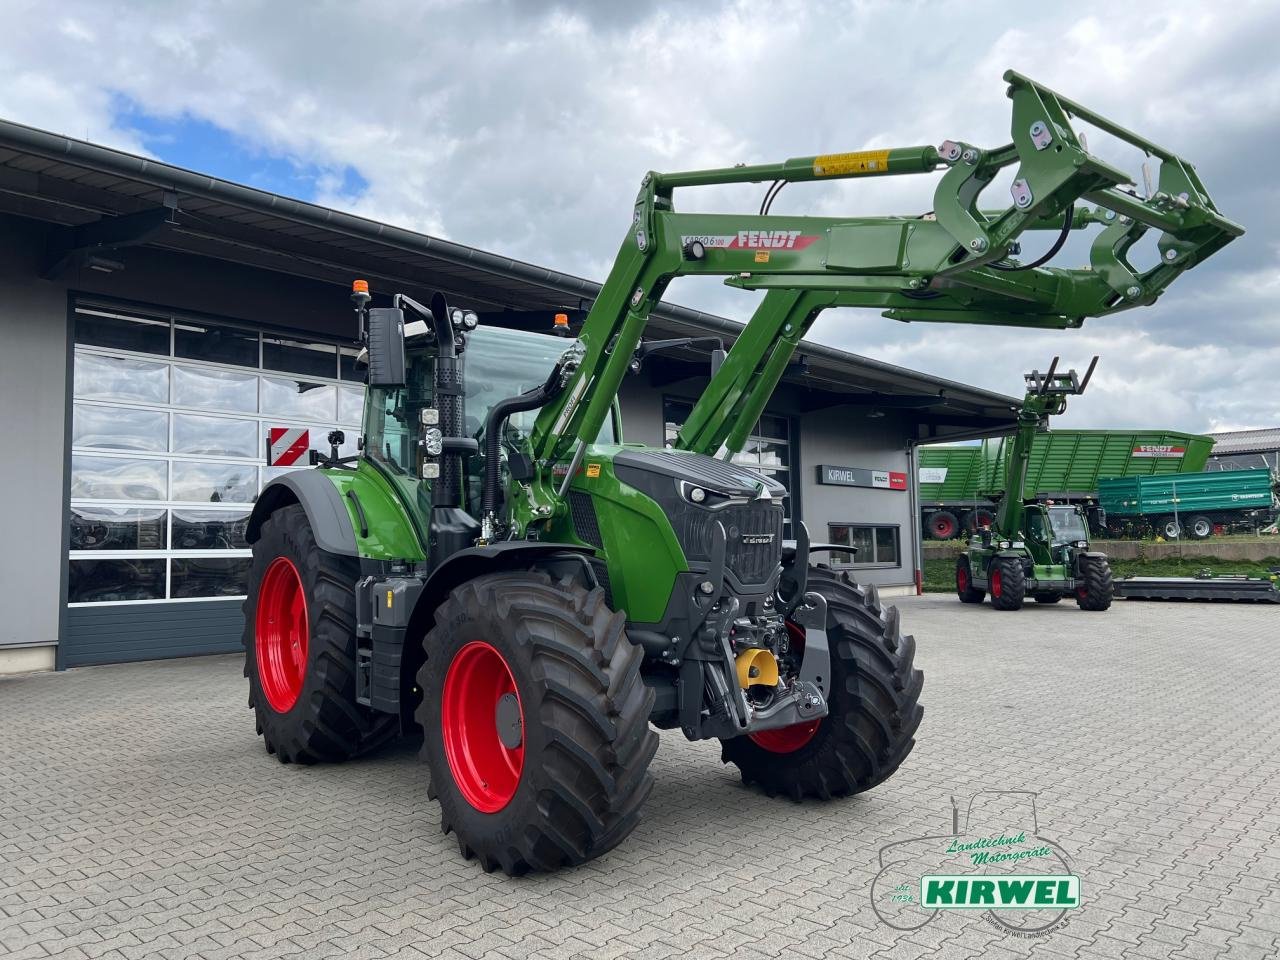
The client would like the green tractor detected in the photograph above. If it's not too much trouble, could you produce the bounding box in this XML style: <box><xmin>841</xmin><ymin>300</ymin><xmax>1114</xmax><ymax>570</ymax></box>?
<box><xmin>955</xmin><ymin>358</ymin><xmax>1114</xmax><ymax>611</ymax></box>
<box><xmin>242</xmin><ymin>72</ymin><xmax>1239</xmax><ymax>873</ymax></box>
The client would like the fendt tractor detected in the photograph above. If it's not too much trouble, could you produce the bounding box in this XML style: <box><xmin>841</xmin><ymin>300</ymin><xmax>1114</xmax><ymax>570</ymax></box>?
<box><xmin>956</xmin><ymin>358</ymin><xmax>1115</xmax><ymax>612</ymax></box>
<box><xmin>241</xmin><ymin>71</ymin><xmax>1240</xmax><ymax>873</ymax></box>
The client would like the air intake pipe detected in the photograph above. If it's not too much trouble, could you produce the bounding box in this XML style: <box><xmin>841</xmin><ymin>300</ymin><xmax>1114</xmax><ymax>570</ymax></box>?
<box><xmin>481</xmin><ymin>361</ymin><xmax>568</xmax><ymax>524</ymax></box>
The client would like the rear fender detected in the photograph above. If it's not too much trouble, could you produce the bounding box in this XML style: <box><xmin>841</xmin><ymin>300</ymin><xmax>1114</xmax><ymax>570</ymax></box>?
<box><xmin>247</xmin><ymin>470</ymin><xmax>358</xmax><ymax>556</ymax></box>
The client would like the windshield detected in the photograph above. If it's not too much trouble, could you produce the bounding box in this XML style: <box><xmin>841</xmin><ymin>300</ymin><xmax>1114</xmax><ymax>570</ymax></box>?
<box><xmin>1047</xmin><ymin>506</ymin><xmax>1089</xmax><ymax>545</ymax></box>
<box><xmin>463</xmin><ymin>327</ymin><xmax>616</xmax><ymax>444</ymax></box>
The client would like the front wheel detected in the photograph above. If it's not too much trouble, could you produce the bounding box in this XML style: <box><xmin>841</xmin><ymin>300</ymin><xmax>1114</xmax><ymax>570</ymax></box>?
<box><xmin>988</xmin><ymin>556</ymin><xmax>1026</xmax><ymax>611</ymax></box>
<box><xmin>1075</xmin><ymin>556</ymin><xmax>1114</xmax><ymax>611</ymax></box>
<box><xmin>1161</xmin><ymin>517</ymin><xmax>1183</xmax><ymax>540</ymax></box>
<box><xmin>242</xmin><ymin>504</ymin><xmax>398</xmax><ymax>763</ymax></box>
<box><xmin>417</xmin><ymin>570</ymin><xmax>658</xmax><ymax>874</ymax></box>
<box><xmin>720</xmin><ymin>567</ymin><xmax>924</xmax><ymax>800</ymax></box>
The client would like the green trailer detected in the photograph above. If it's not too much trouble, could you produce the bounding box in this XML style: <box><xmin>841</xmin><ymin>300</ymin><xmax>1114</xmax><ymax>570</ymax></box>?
<box><xmin>919</xmin><ymin>430</ymin><xmax>1214</xmax><ymax>539</ymax></box>
<box><xmin>1097</xmin><ymin>469</ymin><xmax>1277</xmax><ymax>540</ymax></box>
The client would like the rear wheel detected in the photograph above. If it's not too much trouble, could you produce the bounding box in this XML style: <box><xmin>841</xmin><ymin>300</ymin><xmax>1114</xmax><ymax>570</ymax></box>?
<box><xmin>720</xmin><ymin>567</ymin><xmax>924</xmax><ymax>800</ymax></box>
<box><xmin>1188</xmin><ymin>515</ymin><xmax>1213</xmax><ymax>540</ymax></box>
<box><xmin>955</xmin><ymin>555</ymin><xmax>986</xmax><ymax>603</ymax></box>
<box><xmin>963</xmin><ymin>508</ymin><xmax>995</xmax><ymax>534</ymax></box>
<box><xmin>1161</xmin><ymin>517</ymin><xmax>1183</xmax><ymax>540</ymax></box>
<box><xmin>927</xmin><ymin>510</ymin><xmax>960</xmax><ymax>540</ymax></box>
<box><xmin>1075</xmin><ymin>556</ymin><xmax>1114</xmax><ymax>611</ymax></box>
<box><xmin>417</xmin><ymin>570</ymin><xmax>657</xmax><ymax>874</ymax></box>
<box><xmin>988</xmin><ymin>556</ymin><xmax>1025</xmax><ymax>611</ymax></box>
<box><xmin>242</xmin><ymin>504</ymin><xmax>398</xmax><ymax>763</ymax></box>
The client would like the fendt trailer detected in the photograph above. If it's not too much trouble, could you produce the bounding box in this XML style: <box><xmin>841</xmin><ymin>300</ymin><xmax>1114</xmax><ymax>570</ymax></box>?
<box><xmin>240</xmin><ymin>71</ymin><xmax>1240</xmax><ymax>873</ymax></box>
<box><xmin>919</xmin><ymin>430</ymin><xmax>1214</xmax><ymax>539</ymax></box>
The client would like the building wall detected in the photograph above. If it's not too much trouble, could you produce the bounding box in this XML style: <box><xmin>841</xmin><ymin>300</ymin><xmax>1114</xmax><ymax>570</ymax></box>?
<box><xmin>0</xmin><ymin>220</ymin><xmax>68</xmax><ymax>663</ymax></box>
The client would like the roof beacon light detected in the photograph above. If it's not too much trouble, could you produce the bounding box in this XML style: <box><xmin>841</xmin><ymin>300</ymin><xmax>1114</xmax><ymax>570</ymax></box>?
<box><xmin>352</xmin><ymin>279</ymin><xmax>369</xmax><ymax>295</ymax></box>
<box><xmin>553</xmin><ymin>312</ymin><xmax>570</xmax><ymax>337</ymax></box>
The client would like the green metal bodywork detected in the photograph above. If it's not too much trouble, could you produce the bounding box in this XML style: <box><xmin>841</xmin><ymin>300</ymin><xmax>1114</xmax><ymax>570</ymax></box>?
<box><xmin>919</xmin><ymin>429</ymin><xmax>1215</xmax><ymax>504</ymax></box>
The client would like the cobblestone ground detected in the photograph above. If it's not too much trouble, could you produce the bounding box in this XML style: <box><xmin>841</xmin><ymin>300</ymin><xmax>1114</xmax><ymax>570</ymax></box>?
<box><xmin>2</xmin><ymin>595</ymin><xmax>1278</xmax><ymax>960</ymax></box>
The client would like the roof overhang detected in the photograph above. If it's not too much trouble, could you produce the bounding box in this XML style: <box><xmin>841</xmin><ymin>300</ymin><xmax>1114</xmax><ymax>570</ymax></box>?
<box><xmin>0</xmin><ymin>116</ymin><xmax>1019</xmax><ymax>440</ymax></box>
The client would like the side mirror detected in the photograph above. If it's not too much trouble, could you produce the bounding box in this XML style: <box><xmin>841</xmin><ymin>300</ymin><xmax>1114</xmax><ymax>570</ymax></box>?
<box><xmin>366</xmin><ymin>307</ymin><xmax>406</xmax><ymax>387</ymax></box>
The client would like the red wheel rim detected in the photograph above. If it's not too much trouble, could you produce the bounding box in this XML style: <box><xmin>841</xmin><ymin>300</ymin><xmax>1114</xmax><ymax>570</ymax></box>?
<box><xmin>750</xmin><ymin>621</ymin><xmax>821</xmax><ymax>753</ymax></box>
<box><xmin>933</xmin><ymin>517</ymin><xmax>954</xmax><ymax>538</ymax></box>
<box><xmin>255</xmin><ymin>556</ymin><xmax>309</xmax><ymax>713</ymax></box>
<box><xmin>1077</xmin><ymin>585</ymin><xmax>1088</xmax><ymax>601</ymax></box>
<box><xmin>991</xmin><ymin>568</ymin><xmax>1003</xmax><ymax>598</ymax></box>
<box><xmin>441</xmin><ymin>641</ymin><xmax>524</xmax><ymax>813</ymax></box>
<box><xmin>957</xmin><ymin>565</ymin><xmax>969</xmax><ymax>593</ymax></box>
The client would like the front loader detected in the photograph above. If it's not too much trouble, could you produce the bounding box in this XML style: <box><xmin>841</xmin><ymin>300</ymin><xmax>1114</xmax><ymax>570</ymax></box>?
<box><xmin>955</xmin><ymin>358</ymin><xmax>1114</xmax><ymax>612</ymax></box>
<box><xmin>241</xmin><ymin>71</ymin><xmax>1239</xmax><ymax>874</ymax></box>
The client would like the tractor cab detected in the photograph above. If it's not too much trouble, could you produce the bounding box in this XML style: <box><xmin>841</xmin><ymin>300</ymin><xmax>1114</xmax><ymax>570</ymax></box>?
<box><xmin>1025</xmin><ymin>503</ymin><xmax>1091</xmax><ymax>563</ymax></box>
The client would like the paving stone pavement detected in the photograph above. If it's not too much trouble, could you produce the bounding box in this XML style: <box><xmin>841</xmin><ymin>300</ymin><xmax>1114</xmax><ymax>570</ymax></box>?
<box><xmin>2</xmin><ymin>594</ymin><xmax>1279</xmax><ymax>960</ymax></box>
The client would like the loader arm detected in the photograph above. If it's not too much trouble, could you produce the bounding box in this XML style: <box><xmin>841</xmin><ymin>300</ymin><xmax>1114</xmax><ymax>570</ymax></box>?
<box><xmin>522</xmin><ymin>71</ymin><xmax>1240</xmax><ymax>527</ymax></box>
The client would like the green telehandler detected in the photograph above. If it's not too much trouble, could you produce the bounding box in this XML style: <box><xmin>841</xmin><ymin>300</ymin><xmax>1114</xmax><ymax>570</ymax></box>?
<box><xmin>955</xmin><ymin>358</ymin><xmax>1114</xmax><ymax>611</ymax></box>
<box><xmin>241</xmin><ymin>71</ymin><xmax>1240</xmax><ymax>873</ymax></box>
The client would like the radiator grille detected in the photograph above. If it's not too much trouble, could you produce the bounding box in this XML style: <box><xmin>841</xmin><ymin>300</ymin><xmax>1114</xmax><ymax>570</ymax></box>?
<box><xmin>568</xmin><ymin>491</ymin><xmax>603</xmax><ymax>548</ymax></box>
<box><xmin>673</xmin><ymin>501</ymin><xmax>784</xmax><ymax>587</ymax></box>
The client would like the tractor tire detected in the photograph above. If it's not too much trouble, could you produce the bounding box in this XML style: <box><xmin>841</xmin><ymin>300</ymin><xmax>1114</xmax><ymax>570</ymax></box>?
<box><xmin>1160</xmin><ymin>517</ymin><xmax>1183</xmax><ymax>540</ymax></box>
<box><xmin>1075</xmin><ymin>556</ymin><xmax>1114</xmax><ymax>611</ymax></box>
<box><xmin>927</xmin><ymin>511</ymin><xmax>960</xmax><ymax>541</ymax></box>
<box><xmin>1033</xmin><ymin>592</ymin><xmax>1063</xmax><ymax>604</ymax></box>
<box><xmin>988</xmin><ymin>556</ymin><xmax>1026</xmax><ymax>611</ymax></box>
<box><xmin>417</xmin><ymin>570</ymin><xmax>658</xmax><ymax>875</ymax></box>
<box><xmin>720</xmin><ymin>567</ymin><xmax>924</xmax><ymax>801</ymax></box>
<box><xmin>242</xmin><ymin>504</ymin><xmax>398</xmax><ymax>764</ymax></box>
<box><xmin>1188</xmin><ymin>515</ymin><xmax>1214</xmax><ymax>540</ymax></box>
<box><xmin>955</xmin><ymin>555</ymin><xmax>986</xmax><ymax>603</ymax></box>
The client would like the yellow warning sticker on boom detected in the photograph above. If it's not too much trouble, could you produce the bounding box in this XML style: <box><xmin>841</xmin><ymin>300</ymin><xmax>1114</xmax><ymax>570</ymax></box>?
<box><xmin>813</xmin><ymin>149</ymin><xmax>892</xmax><ymax>177</ymax></box>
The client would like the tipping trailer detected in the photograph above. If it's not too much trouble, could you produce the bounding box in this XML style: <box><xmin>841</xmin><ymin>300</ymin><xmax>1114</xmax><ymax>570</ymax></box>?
<box><xmin>1097</xmin><ymin>468</ymin><xmax>1277</xmax><ymax>540</ymax></box>
<box><xmin>239</xmin><ymin>71</ymin><xmax>1240</xmax><ymax>874</ymax></box>
<box><xmin>919</xmin><ymin>429</ymin><xmax>1214</xmax><ymax>539</ymax></box>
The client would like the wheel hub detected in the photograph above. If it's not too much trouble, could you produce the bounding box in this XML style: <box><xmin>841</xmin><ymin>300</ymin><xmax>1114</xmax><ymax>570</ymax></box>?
<box><xmin>441</xmin><ymin>641</ymin><xmax>525</xmax><ymax>813</ymax></box>
<box><xmin>255</xmin><ymin>556</ymin><xmax>309</xmax><ymax>713</ymax></box>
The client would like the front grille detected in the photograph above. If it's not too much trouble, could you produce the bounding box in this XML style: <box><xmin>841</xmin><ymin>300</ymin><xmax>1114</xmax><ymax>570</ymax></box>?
<box><xmin>673</xmin><ymin>501</ymin><xmax>783</xmax><ymax>587</ymax></box>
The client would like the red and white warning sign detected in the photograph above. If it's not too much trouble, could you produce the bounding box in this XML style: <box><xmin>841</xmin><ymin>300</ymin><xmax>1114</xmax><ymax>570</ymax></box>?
<box><xmin>1132</xmin><ymin>444</ymin><xmax>1186</xmax><ymax>459</ymax></box>
<box><xmin>267</xmin><ymin>427</ymin><xmax>310</xmax><ymax>466</ymax></box>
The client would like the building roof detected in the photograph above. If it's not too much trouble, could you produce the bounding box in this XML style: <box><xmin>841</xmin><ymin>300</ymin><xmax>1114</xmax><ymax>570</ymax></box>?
<box><xmin>0</xmin><ymin>116</ymin><xmax>1018</xmax><ymax>438</ymax></box>
<box><xmin>1210</xmin><ymin>428</ymin><xmax>1280</xmax><ymax>456</ymax></box>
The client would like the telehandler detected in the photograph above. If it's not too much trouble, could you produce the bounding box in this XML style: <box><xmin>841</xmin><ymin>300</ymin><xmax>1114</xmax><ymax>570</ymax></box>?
<box><xmin>242</xmin><ymin>71</ymin><xmax>1240</xmax><ymax>873</ymax></box>
<box><xmin>955</xmin><ymin>358</ymin><xmax>1114</xmax><ymax>611</ymax></box>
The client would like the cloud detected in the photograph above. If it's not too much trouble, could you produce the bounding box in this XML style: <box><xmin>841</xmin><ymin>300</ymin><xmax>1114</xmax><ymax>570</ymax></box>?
<box><xmin>0</xmin><ymin>0</ymin><xmax>1275</xmax><ymax>431</ymax></box>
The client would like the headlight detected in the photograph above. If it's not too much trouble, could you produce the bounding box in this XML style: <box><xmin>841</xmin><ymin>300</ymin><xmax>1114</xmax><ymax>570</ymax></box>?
<box><xmin>689</xmin><ymin>487</ymin><xmax>706</xmax><ymax>503</ymax></box>
<box><xmin>1000</xmin><ymin>540</ymin><xmax>1012</xmax><ymax>549</ymax></box>
<box><xmin>462</xmin><ymin>310</ymin><xmax>479</xmax><ymax>330</ymax></box>
<box><xmin>423</xmin><ymin>427</ymin><xmax>443</xmax><ymax>456</ymax></box>
<box><xmin>449</xmin><ymin>307</ymin><xmax>464</xmax><ymax>328</ymax></box>
<box><xmin>1077</xmin><ymin>540</ymin><xmax>1088</xmax><ymax>549</ymax></box>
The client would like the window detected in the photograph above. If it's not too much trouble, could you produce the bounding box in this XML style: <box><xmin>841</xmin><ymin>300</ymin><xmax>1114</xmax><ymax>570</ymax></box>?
<box><xmin>828</xmin><ymin>524</ymin><xmax>901</xmax><ymax>568</ymax></box>
<box><xmin>68</xmin><ymin>301</ymin><xmax>364</xmax><ymax>605</ymax></box>
<box><xmin>662</xmin><ymin>398</ymin><xmax>799</xmax><ymax>532</ymax></box>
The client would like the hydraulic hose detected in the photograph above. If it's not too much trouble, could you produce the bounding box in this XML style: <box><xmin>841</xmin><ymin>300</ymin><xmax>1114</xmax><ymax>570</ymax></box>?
<box><xmin>481</xmin><ymin>362</ymin><xmax>567</xmax><ymax>520</ymax></box>
<box><xmin>990</xmin><ymin>203</ymin><xmax>1075</xmax><ymax>272</ymax></box>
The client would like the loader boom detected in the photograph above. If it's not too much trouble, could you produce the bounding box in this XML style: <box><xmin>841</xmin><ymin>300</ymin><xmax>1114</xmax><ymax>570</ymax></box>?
<box><xmin>524</xmin><ymin>71</ymin><xmax>1239</xmax><ymax>515</ymax></box>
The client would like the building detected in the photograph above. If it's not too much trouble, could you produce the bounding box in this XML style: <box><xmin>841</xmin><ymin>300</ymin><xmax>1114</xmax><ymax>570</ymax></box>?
<box><xmin>0</xmin><ymin>118</ymin><xmax>1019</xmax><ymax>674</ymax></box>
<box><xmin>1207</xmin><ymin>429</ymin><xmax>1280</xmax><ymax>473</ymax></box>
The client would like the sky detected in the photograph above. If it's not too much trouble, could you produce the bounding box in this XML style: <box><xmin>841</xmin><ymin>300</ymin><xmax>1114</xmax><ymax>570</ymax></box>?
<box><xmin>1</xmin><ymin>0</ymin><xmax>1277</xmax><ymax>432</ymax></box>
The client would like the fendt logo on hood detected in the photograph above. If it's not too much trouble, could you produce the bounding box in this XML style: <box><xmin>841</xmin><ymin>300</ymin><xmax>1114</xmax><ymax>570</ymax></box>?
<box><xmin>681</xmin><ymin>231</ymin><xmax>820</xmax><ymax>251</ymax></box>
